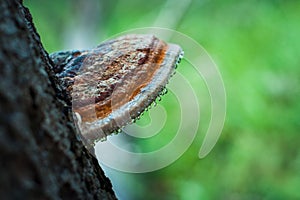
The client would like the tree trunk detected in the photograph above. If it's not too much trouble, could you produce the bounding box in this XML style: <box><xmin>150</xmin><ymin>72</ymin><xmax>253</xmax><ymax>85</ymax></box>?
<box><xmin>0</xmin><ymin>0</ymin><xmax>117</xmax><ymax>199</ymax></box>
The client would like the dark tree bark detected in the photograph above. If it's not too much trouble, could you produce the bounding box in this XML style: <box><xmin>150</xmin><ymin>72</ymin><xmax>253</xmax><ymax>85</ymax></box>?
<box><xmin>0</xmin><ymin>0</ymin><xmax>117</xmax><ymax>199</ymax></box>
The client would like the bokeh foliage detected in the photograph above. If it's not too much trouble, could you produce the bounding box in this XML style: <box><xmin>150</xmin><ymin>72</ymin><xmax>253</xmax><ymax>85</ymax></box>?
<box><xmin>25</xmin><ymin>0</ymin><xmax>300</xmax><ymax>199</ymax></box>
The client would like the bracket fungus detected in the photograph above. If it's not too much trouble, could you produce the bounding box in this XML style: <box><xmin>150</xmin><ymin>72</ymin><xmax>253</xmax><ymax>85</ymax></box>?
<box><xmin>50</xmin><ymin>34</ymin><xmax>183</xmax><ymax>149</ymax></box>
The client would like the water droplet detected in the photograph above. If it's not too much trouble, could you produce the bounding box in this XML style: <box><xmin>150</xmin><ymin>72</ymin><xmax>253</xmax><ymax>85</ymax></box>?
<box><xmin>162</xmin><ymin>88</ymin><xmax>168</xmax><ymax>95</ymax></box>
<box><xmin>100</xmin><ymin>136</ymin><xmax>107</xmax><ymax>142</ymax></box>
<box><xmin>157</xmin><ymin>96</ymin><xmax>162</xmax><ymax>101</ymax></box>
<box><xmin>152</xmin><ymin>101</ymin><xmax>157</xmax><ymax>107</ymax></box>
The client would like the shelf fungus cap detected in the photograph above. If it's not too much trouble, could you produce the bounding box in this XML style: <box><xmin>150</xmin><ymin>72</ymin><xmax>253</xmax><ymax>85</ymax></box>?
<box><xmin>52</xmin><ymin>34</ymin><xmax>183</xmax><ymax>149</ymax></box>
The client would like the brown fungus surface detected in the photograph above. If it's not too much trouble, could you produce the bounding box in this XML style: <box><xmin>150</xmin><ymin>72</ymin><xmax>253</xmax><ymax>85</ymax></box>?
<box><xmin>51</xmin><ymin>34</ymin><xmax>183</xmax><ymax>147</ymax></box>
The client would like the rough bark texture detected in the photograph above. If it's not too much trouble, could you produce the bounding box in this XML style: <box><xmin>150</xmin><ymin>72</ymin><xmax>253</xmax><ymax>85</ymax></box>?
<box><xmin>0</xmin><ymin>0</ymin><xmax>117</xmax><ymax>199</ymax></box>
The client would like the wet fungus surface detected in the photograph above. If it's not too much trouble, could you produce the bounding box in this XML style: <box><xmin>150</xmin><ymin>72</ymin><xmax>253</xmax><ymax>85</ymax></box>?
<box><xmin>50</xmin><ymin>34</ymin><xmax>183</xmax><ymax>148</ymax></box>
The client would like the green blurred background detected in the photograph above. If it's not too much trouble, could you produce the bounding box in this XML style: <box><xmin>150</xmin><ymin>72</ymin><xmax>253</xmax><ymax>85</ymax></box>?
<box><xmin>24</xmin><ymin>0</ymin><xmax>300</xmax><ymax>199</ymax></box>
